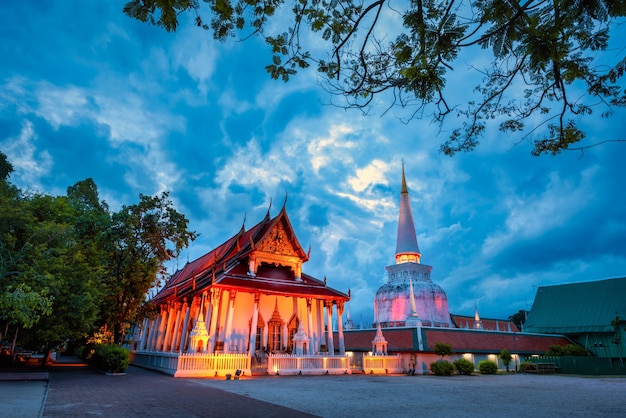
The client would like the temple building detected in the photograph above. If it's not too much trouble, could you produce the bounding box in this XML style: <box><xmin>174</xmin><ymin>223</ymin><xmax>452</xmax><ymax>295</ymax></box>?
<box><xmin>129</xmin><ymin>203</ymin><xmax>351</xmax><ymax>376</ymax></box>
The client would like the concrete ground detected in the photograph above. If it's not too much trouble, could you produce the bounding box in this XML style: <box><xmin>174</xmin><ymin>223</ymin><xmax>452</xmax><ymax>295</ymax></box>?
<box><xmin>1</xmin><ymin>359</ymin><xmax>625</xmax><ymax>417</ymax></box>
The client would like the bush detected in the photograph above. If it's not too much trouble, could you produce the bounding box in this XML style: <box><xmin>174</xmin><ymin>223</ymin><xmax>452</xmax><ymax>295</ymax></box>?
<box><xmin>92</xmin><ymin>344</ymin><xmax>129</xmax><ymax>373</ymax></box>
<box><xmin>519</xmin><ymin>361</ymin><xmax>534</xmax><ymax>372</ymax></box>
<box><xmin>453</xmin><ymin>358</ymin><xmax>475</xmax><ymax>375</ymax></box>
<box><xmin>478</xmin><ymin>360</ymin><xmax>498</xmax><ymax>374</ymax></box>
<box><xmin>545</xmin><ymin>344</ymin><xmax>589</xmax><ymax>356</ymax></box>
<box><xmin>430</xmin><ymin>360</ymin><xmax>455</xmax><ymax>376</ymax></box>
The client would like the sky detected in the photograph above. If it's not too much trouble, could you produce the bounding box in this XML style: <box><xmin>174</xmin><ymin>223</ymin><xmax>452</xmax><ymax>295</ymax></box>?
<box><xmin>1</xmin><ymin>1</ymin><xmax>625</xmax><ymax>326</ymax></box>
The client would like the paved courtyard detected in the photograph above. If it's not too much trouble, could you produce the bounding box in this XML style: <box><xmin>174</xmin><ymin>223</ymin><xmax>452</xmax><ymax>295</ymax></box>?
<box><xmin>2</xmin><ymin>363</ymin><xmax>626</xmax><ymax>417</ymax></box>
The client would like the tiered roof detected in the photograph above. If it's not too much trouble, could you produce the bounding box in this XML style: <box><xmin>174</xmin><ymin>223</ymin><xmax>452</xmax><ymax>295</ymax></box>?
<box><xmin>152</xmin><ymin>205</ymin><xmax>348</xmax><ymax>305</ymax></box>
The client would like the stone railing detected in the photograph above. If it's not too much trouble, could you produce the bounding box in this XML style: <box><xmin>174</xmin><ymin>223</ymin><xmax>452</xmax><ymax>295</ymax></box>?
<box><xmin>362</xmin><ymin>354</ymin><xmax>404</xmax><ymax>374</ymax></box>
<box><xmin>267</xmin><ymin>353</ymin><xmax>351</xmax><ymax>375</ymax></box>
<box><xmin>130</xmin><ymin>351</ymin><xmax>180</xmax><ymax>375</ymax></box>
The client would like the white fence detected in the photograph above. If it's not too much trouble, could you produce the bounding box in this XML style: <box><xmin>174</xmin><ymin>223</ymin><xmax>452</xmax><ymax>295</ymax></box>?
<box><xmin>267</xmin><ymin>354</ymin><xmax>351</xmax><ymax>375</ymax></box>
<box><xmin>130</xmin><ymin>351</ymin><xmax>250</xmax><ymax>377</ymax></box>
<box><xmin>362</xmin><ymin>354</ymin><xmax>404</xmax><ymax>374</ymax></box>
<box><xmin>175</xmin><ymin>353</ymin><xmax>251</xmax><ymax>377</ymax></box>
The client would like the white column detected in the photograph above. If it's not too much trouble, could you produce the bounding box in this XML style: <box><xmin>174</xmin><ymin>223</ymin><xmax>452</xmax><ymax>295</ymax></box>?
<box><xmin>208</xmin><ymin>289</ymin><xmax>221</xmax><ymax>353</ymax></box>
<box><xmin>178</xmin><ymin>298</ymin><xmax>190</xmax><ymax>352</ymax></box>
<box><xmin>223</xmin><ymin>290</ymin><xmax>237</xmax><ymax>353</ymax></box>
<box><xmin>139</xmin><ymin>317</ymin><xmax>149</xmax><ymax>351</ymax></box>
<box><xmin>307</xmin><ymin>298</ymin><xmax>314</xmax><ymax>355</ymax></box>
<box><xmin>325</xmin><ymin>301</ymin><xmax>335</xmax><ymax>356</ymax></box>
<box><xmin>155</xmin><ymin>308</ymin><xmax>168</xmax><ymax>351</ymax></box>
<box><xmin>337</xmin><ymin>301</ymin><xmax>345</xmax><ymax>355</ymax></box>
<box><xmin>317</xmin><ymin>300</ymin><xmax>324</xmax><ymax>353</ymax></box>
<box><xmin>162</xmin><ymin>304</ymin><xmax>176</xmax><ymax>351</ymax></box>
<box><xmin>147</xmin><ymin>317</ymin><xmax>158</xmax><ymax>351</ymax></box>
<box><xmin>170</xmin><ymin>303</ymin><xmax>182</xmax><ymax>353</ymax></box>
<box><xmin>248</xmin><ymin>293</ymin><xmax>260</xmax><ymax>354</ymax></box>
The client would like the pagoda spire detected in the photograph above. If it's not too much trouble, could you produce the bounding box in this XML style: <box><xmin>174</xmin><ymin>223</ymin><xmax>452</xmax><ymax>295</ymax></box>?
<box><xmin>395</xmin><ymin>162</ymin><xmax>421</xmax><ymax>264</ymax></box>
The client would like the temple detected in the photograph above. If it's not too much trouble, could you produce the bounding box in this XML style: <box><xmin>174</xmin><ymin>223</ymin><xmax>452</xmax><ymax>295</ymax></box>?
<box><xmin>129</xmin><ymin>202</ymin><xmax>351</xmax><ymax>377</ymax></box>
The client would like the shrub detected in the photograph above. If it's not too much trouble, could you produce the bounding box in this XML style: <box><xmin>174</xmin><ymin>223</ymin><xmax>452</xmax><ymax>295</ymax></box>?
<box><xmin>430</xmin><ymin>360</ymin><xmax>455</xmax><ymax>376</ymax></box>
<box><xmin>478</xmin><ymin>360</ymin><xmax>498</xmax><ymax>374</ymax></box>
<box><xmin>545</xmin><ymin>344</ymin><xmax>588</xmax><ymax>356</ymax></box>
<box><xmin>545</xmin><ymin>344</ymin><xmax>565</xmax><ymax>356</ymax></box>
<box><xmin>453</xmin><ymin>358</ymin><xmax>475</xmax><ymax>375</ymax></box>
<box><xmin>92</xmin><ymin>344</ymin><xmax>129</xmax><ymax>373</ymax></box>
<box><xmin>563</xmin><ymin>344</ymin><xmax>589</xmax><ymax>356</ymax></box>
<box><xmin>519</xmin><ymin>361</ymin><xmax>534</xmax><ymax>372</ymax></box>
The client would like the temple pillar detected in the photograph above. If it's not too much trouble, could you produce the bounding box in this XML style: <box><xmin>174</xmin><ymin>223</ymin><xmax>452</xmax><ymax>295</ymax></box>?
<box><xmin>155</xmin><ymin>308</ymin><xmax>168</xmax><ymax>351</ymax></box>
<box><xmin>162</xmin><ymin>303</ymin><xmax>176</xmax><ymax>351</ymax></box>
<box><xmin>178</xmin><ymin>298</ymin><xmax>190</xmax><ymax>352</ymax></box>
<box><xmin>325</xmin><ymin>300</ymin><xmax>335</xmax><ymax>356</ymax></box>
<box><xmin>306</xmin><ymin>298</ymin><xmax>314</xmax><ymax>355</ymax></box>
<box><xmin>317</xmin><ymin>300</ymin><xmax>324</xmax><ymax>353</ymax></box>
<box><xmin>147</xmin><ymin>317</ymin><xmax>158</xmax><ymax>351</ymax></box>
<box><xmin>223</xmin><ymin>290</ymin><xmax>237</xmax><ymax>353</ymax></box>
<box><xmin>208</xmin><ymin>289</ymin><xmax>221</xmax><ymax>353</ymax></box>
<box><xmin>170</xmin><ymin>303</ymin><xmax>182</xmax><ymax>353</ymax></box>
<box><xmin>248</xmin><ymin>293</ymin><xmax>260</xmax><ymax>354</ymax></box>
<box><xmin>139</xmin><ymin>317</ymin><xmax>149</xmax><ymax>351</ymax></box>
<box><xmin>337</xmin><ymin>301</ymin><xmax>345</xmax><ymax>355</ymax></box>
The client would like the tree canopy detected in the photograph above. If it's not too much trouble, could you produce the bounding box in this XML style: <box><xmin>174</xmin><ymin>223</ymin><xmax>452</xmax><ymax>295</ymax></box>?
<box><xmin>0</xmin><ymin>151</ymin><xmax>197</xmax><ymax>359</ymax></box>
<box><xmin>124</xmin><ymin>0</ymin><xmax>626</xmax><ymax>156</ymax></box>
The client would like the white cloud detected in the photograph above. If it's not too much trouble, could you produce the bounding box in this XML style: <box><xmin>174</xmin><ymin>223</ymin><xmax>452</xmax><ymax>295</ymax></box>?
<box><xmin>0</xmin><ymin>120</ymin><xmax>53</xmax><ymax>191</ymax></box>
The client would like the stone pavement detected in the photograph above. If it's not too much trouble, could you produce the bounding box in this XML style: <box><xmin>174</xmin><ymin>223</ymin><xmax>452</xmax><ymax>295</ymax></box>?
<box><xmin>2</xmin><ymin>357</ymin><xmax>626</xmax><ymax>417</ymax></box>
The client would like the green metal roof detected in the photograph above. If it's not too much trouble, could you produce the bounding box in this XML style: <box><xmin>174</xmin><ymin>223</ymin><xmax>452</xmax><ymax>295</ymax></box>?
<box><xmin>525</xmin><ymin>277</ymin><xmax>626</xmax><ymax>334</ymax></box>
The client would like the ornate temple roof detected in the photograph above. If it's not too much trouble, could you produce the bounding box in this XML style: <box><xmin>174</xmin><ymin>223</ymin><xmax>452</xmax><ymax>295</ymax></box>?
<box><xmin>152</xmin><ymin>204</ymin><xmax>349</xmax><ymax>305</ymax></box>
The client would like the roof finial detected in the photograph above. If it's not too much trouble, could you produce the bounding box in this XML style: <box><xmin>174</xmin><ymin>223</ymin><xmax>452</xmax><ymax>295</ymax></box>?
<box><xmin>401</xmin><ymin>159</ymin><xmax>408</xmax><ymax>194</ymax></box>
<box><xmin>281</xmin><ymin>191</ymin><xmax>288</xmax><ymax>211</ymax></box>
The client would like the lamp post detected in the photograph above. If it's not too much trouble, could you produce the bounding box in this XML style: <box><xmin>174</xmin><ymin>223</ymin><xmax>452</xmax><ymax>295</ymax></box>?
<box><xmin>514</xmin><ymin>332</ymin><xmax>518</xmax><ymax>372</ymax></box>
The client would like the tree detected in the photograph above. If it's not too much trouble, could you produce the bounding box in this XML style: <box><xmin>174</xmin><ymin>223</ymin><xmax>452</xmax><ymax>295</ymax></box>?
<box><xmin>508</xmin><ymin>309</ymin><xmax>528</xmax><ymax>330</ymax></box>
<box><xmin>123</xmin><ymin>0</ymin><xmax>626</xmax><ymax>156</ymax></box>
<box><xmin>100</xmin><ymin>192</ymin><xmax>197</xmax><ymax>343</ymax></box>
<box><xmin>0</xmin><ymin>284</ymin><xmax>53</xmax><ymax>357</ymax></box>
<box><xmin>433</xmin><ymin>342</ymin><xmax>453</xmax><ymax>359</ymax></box>
<box><xmin>499</xmin><ymin>348</ymin><xmax>512</xmax><ymax>372</ymax></box>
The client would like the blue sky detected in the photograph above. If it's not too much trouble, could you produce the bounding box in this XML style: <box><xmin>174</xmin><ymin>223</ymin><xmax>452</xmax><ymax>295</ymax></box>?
<box><xmin>2</xmin><ymin>1</ymin><xmax>625</xmax><ymax>326</ymax></box>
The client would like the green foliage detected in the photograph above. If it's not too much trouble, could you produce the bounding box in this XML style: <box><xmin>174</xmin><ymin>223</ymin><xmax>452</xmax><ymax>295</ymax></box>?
<box><xmin>92</xmin><ymin>344</ymin><xmax>130</xmax><ymax>373</ymax></box>
<box><xmin>519</xmin><ymin>361</ymin><xmax>535</xmax><ymax>372</ymax></box>
<box><xmin>478</xmin><ymin>360</ymin><xmax>498</xmax><ymax>374</ymax></box>
<box><xmin>124</xmin><ymin>1</ymin><xmax>626</xmax><ymax>156</ymax></box>
<box><xmin>0</xmin><ymin>284</ymin><xmax>53</xmax><ymax>329</ymax></box>
<box><xmin>507</xmin><ymin>310</ymin><xmax>528</xmax><ymax>330</ymax></box>
<box><xmin>499</xmin><ymin>349</ymin><xmax>513</xmax><ymax>372</ymax></box>
<box><xmin>453</xmin><ymin>358</ymin><xmax>475</xmax><ymax>375</ymax></box>
<box><xmin>433</xmin><ymin>342</ymin><xmax>453</xmax><ymax>359</ymax></box>
<box><xmin>545</xmin><ymin>344</ymin><xmax>588</xmax><ymax>356</ymax></box>
<box><xmin>430</xmin><ymin>360</ymin><xmax>456</xmax><ymax>376</ymax></box>
<box><xmin>101</xmin><ymin>192</ymin><xmax>197</xmax><ymax>343</ymax></box>
<box><xmin>0</xmin><ymin>153</ymin><xmax>196</xmax><ymax>354</ymax></box>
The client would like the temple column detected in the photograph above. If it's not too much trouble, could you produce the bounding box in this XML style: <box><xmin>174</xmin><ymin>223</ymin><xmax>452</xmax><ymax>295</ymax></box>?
<box><xmin>178</xmin><ymin>298</ymin><xmax>190</xmax><ymax>352</ymax></box>
<box><xmin>155</xmin><ymin>308</ymin><xmax>168</xmax><ymax>351</ymax></box>
<box><xmin>317</xmin><ymin>300</ymin><xmax>324</xmax><ymax>353</ymax></box>
<box><xmin>208</xmin><ymin>289</ymin><xmax>221</xmax><ymax>353</ymax></box>
<box><xmin>325</xmin><ymin>300</ymin><xmax>335</xmax><ymax>355</ymax></box>
<box><xmin>139</xmin><ymin>317</ymin><xmax>149</xmax><ymax>351</ymax></box>
<box><xmin>306</xmin><ymin>298</ymin><xmax>314</xmax><ymax>355</ymax></box>
<box><xmin>248</xmin><ymin>293</ymin><xmax>260</xmax><ymax>354</ymax></box>
<box><xmin>337</xmin><ymin>301</ymin><xmax>345</xmax><ymax>355</ymax></box>
<box><xmin>162</xmin><ymin>303</ymin><xmax>176</xmax><ymax>351</ymax></box>
<box><xmin>170</xmin><ymin>303</ymin><xmax>182</xmax><ymax>353</ymax></box>
<box><xmin>223</xmin><ymin>290</ymin><xmax>237</xmax><ymax>353</ymax></box>
<box><xmin>147</xmin><ymin>317</ymin><xmax>158</xmax><ymax>351</ymax></box>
